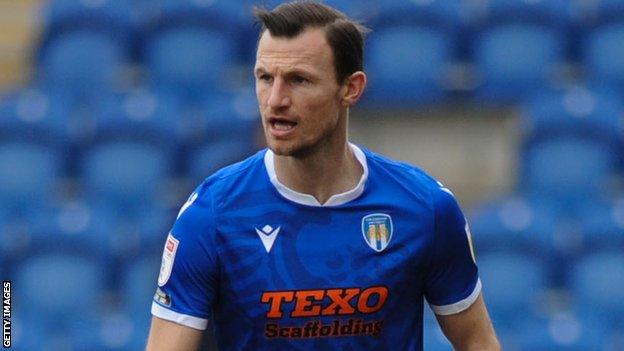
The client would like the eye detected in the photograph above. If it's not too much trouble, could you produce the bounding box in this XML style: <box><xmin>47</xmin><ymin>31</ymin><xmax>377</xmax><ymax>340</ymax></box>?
<box><xmin>292</xmin><ymin>75</ymin><xmax>310</xmax><ymax>85</ymax></box>
<box><xmin>258</xmin><ymin>74</ymin><xmax>273</xmax><ymax>83</ymax></box>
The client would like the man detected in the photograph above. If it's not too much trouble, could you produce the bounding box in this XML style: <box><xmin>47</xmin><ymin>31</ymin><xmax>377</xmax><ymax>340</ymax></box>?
<box><xmin>146</xmin><ymin>1</ymin><xmax>500</xmax><ymax>350</ymax></box>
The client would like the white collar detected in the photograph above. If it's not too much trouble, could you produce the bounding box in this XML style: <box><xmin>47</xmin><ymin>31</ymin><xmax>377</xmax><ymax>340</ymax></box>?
<box><xmin>264</xmin><ymin>143</ymin><xmax>368</xmax><ymax>207</ymax></box>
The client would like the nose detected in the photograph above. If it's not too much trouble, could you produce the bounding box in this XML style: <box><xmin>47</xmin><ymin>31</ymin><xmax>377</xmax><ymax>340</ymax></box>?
<box><xmin>267</xmin><ymin>78</ymin><xmax>291</xmax><ymax>109</ymax></box>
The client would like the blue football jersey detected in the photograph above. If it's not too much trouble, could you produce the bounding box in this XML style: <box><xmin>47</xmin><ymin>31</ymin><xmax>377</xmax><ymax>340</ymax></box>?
<box><xmin>152</xmin><ymin>144</ymin><xmax>480</xmax><ymax>350</ymax></box>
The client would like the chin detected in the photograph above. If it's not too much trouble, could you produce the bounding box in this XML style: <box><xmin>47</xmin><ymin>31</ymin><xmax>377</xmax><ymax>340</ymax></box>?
<box><xmin>268</xmin><ymin>140</ymin><xmax>316</xmax><ymax>158</ymax></box>
<box><xmin>268</xmin><ymin>143</ymin><xmax>298</xmax><ymax>156</ymax></box>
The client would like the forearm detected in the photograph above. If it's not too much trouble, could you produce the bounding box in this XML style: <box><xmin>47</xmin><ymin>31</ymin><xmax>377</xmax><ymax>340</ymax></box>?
<box><xmin>146</xmin><ymin>317</ymin><xmax>203</xmax><ymax>351</ymax></box>
<box><xmin>452</xmin><ymin>333</ymin><xmax>500</xmax><ymax>351</ymax></box>
<box><xmin>436</xmin><ymin>294</ymin><xmax>500</xmax><ymax>351</ymax></box>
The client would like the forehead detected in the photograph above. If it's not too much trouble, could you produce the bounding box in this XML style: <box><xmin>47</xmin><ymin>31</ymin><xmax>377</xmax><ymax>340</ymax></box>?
<box><xmin>255</xmin><ymin>27</ymin><xmax>334</xmax><ymax>73</ymax></box>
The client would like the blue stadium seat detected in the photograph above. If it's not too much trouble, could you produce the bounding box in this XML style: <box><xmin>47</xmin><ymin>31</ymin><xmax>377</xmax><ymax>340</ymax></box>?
<box><xmin>12</xmin><ymin>312</ymin><xmax>130</xmax><ymax>351</ymax></box>
<box><xmin>67</xmin><ymin>322</ymin><xmax>108</xmax><ymax>350</ymax></box>
<box><xmin>187</xmin><ymin>140</ymin><xmax>255</xmax><ymax>183</ymax></box>
<box><xmin>144</xmin><ymin>26</ymin><xmax>237</xmax><ymax>101</ymax></box>
<box><xmin>569</xmin><ymin>251</ymin><xmax>624</xmax><ymax>325</ymax></box>
<box><xmin>14</xmin><ymin>253</ymin><xmax>105</xmax><ymax>325</ymax></box>
<box><xmin>365</xmin><ymin>25</ymin><xmax>453</xmax><ymax>106</ymax></box>
<box><xmin>0</xmin><ymin>115</ymin><xmax>63</xmax><ymax>232</ymax></box>
<box><xmin>40</xmin><ymin>197</ymin><xmax>172</xmax><ymax>261</ymax></box>
<box><xmin>472</xmin><ymin>24</ymin><xmax>565</xmax><ymax>104</ymax></box>
<box><xmin>185</xmin><ymin>88</ymin><xmax>259</xmax><ymax>145</ymax></box>
<box><xmin>121</xmin><ymin>255</ymin><xmax>161</xmax><ymax>316</ymax></box>
<box><xmin>523</xmin><ymin>136</ymin><xmax>615</xmax><ymax>201</ymax></box>
<box><xmin>39</xmin><ymin>29</ymin><xmax>129</xmax><ymax>99</ymax></box>
<box><xmin>92</xmin><ymin>88</ymin><xmax>181</xmax><ymax>144</ymax></box>
<box><xmin>181</xmin><ymin>88</ymin><xmax>258</xmax><ymax>180</ymax></box>
<box><xmin>103</xmin><ymin>255</ymin><xmax>162</xmax><ymax>350</ymax></box>
<box><xmin>520</xmin><ymin>86</ymin><xmax>623</xmax><ymax>139</ymax></box>
<box><xmin>37</xmin><ymin>0</ymin><xmax>136</xmax><ymax>100</ymax></box>
<box><xmin>519</xmin><ymin>87</ymin><xmax>623</xmax><ymax>201</ymax></box>
<box><xmin>577</xmin><ymin>198</ymin><xmax>624</xmax><ymax>249</ymax></box>
<box><xmin>467</xmin><ymin>196</ymin><xmax>558</xmax><ymax>255</ymax></box>
<box><xmin>324</xmin><ymin>0</ymin><xmax>378</xmax><ymax>22</ymax></box>
<box><xmin>10</xmin><ymin>315</ymin><xmax>48</xmax><ymax>351</ymax></box>
<box><xmin>38</xmin><ymin>0</ymin><xmax>135</xmax><ymax>56</ymax></box>
<box><xmin>583</xmin><ymin>23</ymin><xmax>624</xmax><ymax>91</ymax></box>
<box><xmin>466</xmin><ymin>0</ymin><xmax>570</xmax><ymax>25</ymax></box>
<box><xmin>92</xmin><ymin>310</ymin><xmax>145</xmax><ymax>351</ymax></box>
<box><xmin>478</xmin><ymin>252</ymin><xmax>549</xmax><ymax>324</ymax></box>
<box><xmin>515</xmin><ymin>313</ymin><xmax>609</xmax><ymax>350</ymax></box>
<box><xmin>147</xmin><ymin>0</ymin><xmax>242</xmax><ymax>21</ymax></box>
<box><xmin>42</xmin><ymin>0</ymin><xmax>135</xmax><ymax>33</ymax></box>
<box><xmin>571</xmin><ymin>0</ymin><xmax>624</xmax><ymax>25</ymax></box>
<box><xmin>0</xmin><ymin>142</ymin><xmax>61</xmax><ymax>212</ymax></box>
<box><xmin>521</xmin><ymin>86</ymin><xmax>624</xmax><ymax>200</ymax></box>
<box><xmin>139</xmin><ymin>0</ymin><xmax>243</xmax><ymax>101</ymax></box>
<box><xmin>81</xmin><ymin>140</ymin><xmax>172</xmax><ymax>208</ymax></box>
<box><xmin>0</xmin><ymin>205</ymin><xmax>61</xmax><ymax>263</ymax></box>
<box><xmin>368</xmin><ymin>0</ymin><xmax>463</xmax><ymax>29</ymax></box>
<box><xmin>0</xmin><ymin>87</ymin><xmax>72</xmax><ymax>144</ymax></box>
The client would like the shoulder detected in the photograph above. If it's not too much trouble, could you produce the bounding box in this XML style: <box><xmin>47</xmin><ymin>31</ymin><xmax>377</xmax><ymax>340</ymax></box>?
<box><xmin>175</xmin><ymin>149</ymin><xmax>267</xmax><ymax>229</ymax></box>
<box><xmin>362</xmin><ymin>146</ymin><xmax>449</xmax><ymax>202</ymax></box>
<box><xmin>204</xmin><ymin>148</ymin><xmax>267</xmax><ymax>187</ymax></box>
<box><xmin>199</xmin><ymin>148</ymin><xmax>267</xmax><ymax>201</ymax></box>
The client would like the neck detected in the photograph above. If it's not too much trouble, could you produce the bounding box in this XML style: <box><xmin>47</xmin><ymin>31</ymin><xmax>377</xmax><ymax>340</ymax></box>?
<box><xmin>272</xmin><ymin>138</ymin><xmax>363</xmax><ymax>205</ymax></box>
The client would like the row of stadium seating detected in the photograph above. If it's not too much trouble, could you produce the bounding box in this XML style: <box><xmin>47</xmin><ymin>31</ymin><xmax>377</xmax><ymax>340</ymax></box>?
<box><xmin>0</xmin><ymin>86</ymin><xmax>259</xmax><ymax>184</ymax></box>
<box><xmin>40</xmin><ymin>0</ymin><xmax>624</xmax><ymax>43</ymax></box>
<box><xmin>1</xmin><ymin>82</ymin><xmax>621</xmax><ymax>212</ymax></box>
<box><xmin>33</xmin><ymin>0</ymin><xmax>624</xmax><ymax>106</ymax></box>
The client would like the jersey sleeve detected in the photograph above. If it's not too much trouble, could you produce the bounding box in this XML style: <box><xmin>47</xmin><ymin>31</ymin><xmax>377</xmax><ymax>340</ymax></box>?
<box><xmin>423</xmin><ymin>185</ymin><xmax>481</xmax><ymax>315</ymax></box>
<box><xmin>151</xmin><ymin>182</ymin><xmax>219</xmax><ymax>330</ymax></box>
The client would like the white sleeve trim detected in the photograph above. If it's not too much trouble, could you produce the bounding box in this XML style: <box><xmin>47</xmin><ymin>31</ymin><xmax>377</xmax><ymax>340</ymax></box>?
<box><xmin>428</xmin><ymin>278</ymin><xmax>482</xmax><ymax>315</ymax></box>
<box><xmin>151</xmin><ymin>302</ymin><xmax>208</xmax><ymax>330</ymax></box>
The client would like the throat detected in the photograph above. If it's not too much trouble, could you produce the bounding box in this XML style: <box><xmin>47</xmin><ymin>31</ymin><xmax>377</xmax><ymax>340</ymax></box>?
<box><xmin>272</xmin><ymin>145</ymin><xmax>364</xmax><ymax>205</ymax></box>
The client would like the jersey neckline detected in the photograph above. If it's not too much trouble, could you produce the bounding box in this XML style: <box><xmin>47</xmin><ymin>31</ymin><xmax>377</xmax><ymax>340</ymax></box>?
<box><xmin>263</xmin><ymin>143</ymin><xmax>369</xmax><ymax>207</ymax></box>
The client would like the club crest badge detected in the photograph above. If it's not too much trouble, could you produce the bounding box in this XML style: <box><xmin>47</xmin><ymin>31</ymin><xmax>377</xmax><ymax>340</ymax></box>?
<box><xmin>361</xmin><ymin>213</ymin><xmax>393</xmax><ymax>252</ymax></box>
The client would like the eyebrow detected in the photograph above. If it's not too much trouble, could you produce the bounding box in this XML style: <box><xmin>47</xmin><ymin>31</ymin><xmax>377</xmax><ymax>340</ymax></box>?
<box><xmin>254</xmin><ymin>66</ymin><xmax>316</xmax><ymax>79</ymax></box>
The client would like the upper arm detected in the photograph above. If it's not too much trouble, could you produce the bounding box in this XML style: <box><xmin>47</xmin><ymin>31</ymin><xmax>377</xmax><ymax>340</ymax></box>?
<box><xmin>435</xmin><ymin>293</ymin><xmax>500</xmax><ymax>351</ymax></box>
<box><xmin>146</xmin><ymin>316</ymin><xmax>204</xmax><ymax>351</ymax></box>
<box><xmin>423</xmin><ymin>184</ymin><xmax>499</xmax><ymax>349</ymax></box>
<box><xmin>151</xmin><ymin>183</ymin><xmax>220</xmax><ymax>331</ymax></box>
<box><xmin>424</xmin><ymin>185</ymin><xmax>480</xmax><ymax>314</ymax></box>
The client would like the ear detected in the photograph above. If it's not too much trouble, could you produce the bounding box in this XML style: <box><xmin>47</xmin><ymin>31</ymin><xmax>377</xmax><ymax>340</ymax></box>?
<box><xmin>340</xmin><ymin>71</ymin><xmax>367</xmax><ymax>107</ymax></box>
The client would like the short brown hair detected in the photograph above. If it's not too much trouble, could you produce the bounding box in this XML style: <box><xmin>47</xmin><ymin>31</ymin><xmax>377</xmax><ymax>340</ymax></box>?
<box><xmin>253</xmin><ymin>1</ymin><xmax>369</xmax><ymax>84</ymax></box>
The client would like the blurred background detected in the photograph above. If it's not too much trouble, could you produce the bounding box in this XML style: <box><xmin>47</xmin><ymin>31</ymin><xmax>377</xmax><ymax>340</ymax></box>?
<box><xmin>0</xmin><ymin>0</ymin><xmax>623</xmax><ymax>350</ymax></box>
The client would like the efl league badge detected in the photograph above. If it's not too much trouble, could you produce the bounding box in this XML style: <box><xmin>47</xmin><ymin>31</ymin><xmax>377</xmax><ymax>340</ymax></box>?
<box><xmin>362</xmin><ymin>213</ymin><xmax>393</xmax><ymax>252</ymax></box>
<box><xmin>158</xmin><ymin>233</ymin><xmax>179</xmax><ymax>287</ymax></box>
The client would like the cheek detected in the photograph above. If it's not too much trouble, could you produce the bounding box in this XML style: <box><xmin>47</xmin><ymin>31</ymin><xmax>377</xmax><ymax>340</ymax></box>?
<box><xmin>301</xmin><ymin>90</ymin><xmax>339</xmax><ymax>114</ymax></box>
<box><xmin>302</xmin><ymin>100</ymin><xmax>341</xmax><ymax>134</ymax></box>
<box><xmin>255</xmin><ymin>88</ymin><xmax>266</xmax><ymax>107</ymax></box>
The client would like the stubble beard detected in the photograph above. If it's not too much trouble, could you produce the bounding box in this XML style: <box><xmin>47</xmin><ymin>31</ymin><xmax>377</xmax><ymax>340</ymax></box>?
<box><xmin>266</xmin><ymin>119</ymin><xmax>342</xmax><ymax>160</ymax></box>
<box><xmin>268</xmin><ymin>134</ymin><xmax>327</xmax><ymax>159</ymax></box>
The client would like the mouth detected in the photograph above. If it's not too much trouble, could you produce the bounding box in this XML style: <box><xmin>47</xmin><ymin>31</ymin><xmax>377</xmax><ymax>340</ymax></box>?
<box><xmin>268</xmin><ymin>117</ymin><xmax>298</xmax><ymax>137</ymax></box>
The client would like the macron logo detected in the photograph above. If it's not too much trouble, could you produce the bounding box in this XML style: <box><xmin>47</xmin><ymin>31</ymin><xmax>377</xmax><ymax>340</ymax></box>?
<box><xmin>255</xmin><ymin>225</ymin><xmax>281</xmax><ymax>253</ymax></box>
